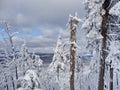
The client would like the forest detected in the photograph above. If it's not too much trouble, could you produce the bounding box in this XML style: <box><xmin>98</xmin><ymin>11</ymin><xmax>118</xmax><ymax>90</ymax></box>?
<box><xmin>0</xmin><ymin>0</ymin><xmax>120</xmax><ymax>90</ymax></box>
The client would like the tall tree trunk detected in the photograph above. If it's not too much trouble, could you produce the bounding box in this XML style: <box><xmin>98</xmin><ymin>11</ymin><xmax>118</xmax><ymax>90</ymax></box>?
<box><xmin>98</xmin><ymin>0</ymin><xmax>110</xmax><ymax>90</ymax></box>
<box><xmin>70</xmin><ymin>30</ymin><xmax>76</xmax><ymax>90</ymax></box>
<box><xmin>69</xmin><ymin>15</ymin><xmax>79</xmax><ymax>90</ymax></box>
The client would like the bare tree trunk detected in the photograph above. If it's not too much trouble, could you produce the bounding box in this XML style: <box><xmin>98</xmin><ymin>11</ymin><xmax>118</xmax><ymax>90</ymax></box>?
<box><xmin>98</xmin><ymin>0</ymin><xmax>110</xmax><ymax>90</ymax></box>
<box><xmin>70</xmin><ymin>30</ymin><xmax>76</xmax><ymax>90</ymax></box>
<box><xmin>110</xmin><ymin>62</ymin><xmax>113</xmax><ymax>90</ymax></box>
<box><xmin>15</xmin><ymin>66</ymin><xmax>18</xmax><ymax>80</ymax></box>
<box><xmin>11</xmin><ymin>76</ymin><xmax>15</xmax><ymax>90</ymax></box>
<box><xmin>69</xmin><ymin>15</ymin><xmax>79</xmax><ymax>90</ymax></box>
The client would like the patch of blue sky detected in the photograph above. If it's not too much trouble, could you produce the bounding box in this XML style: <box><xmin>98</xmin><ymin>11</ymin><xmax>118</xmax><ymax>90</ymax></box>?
<box><xmin>0</xmin><ymin>27</ymin><xmax>8</xmax><ymax>40</ymax></box>
<box><xmin>0</xmin><ymin>32</ymin><xmax>9</xmax><ymax>41</ymax></box>
<box><xmin>16</xmin><ymin>27</ymin><xmax>43</xmax><ymax>38</ymax></box>
<box><xmin>31</xmin><ymin>27</ymin><xmax>42</xmax><ymax>37</ymax></box>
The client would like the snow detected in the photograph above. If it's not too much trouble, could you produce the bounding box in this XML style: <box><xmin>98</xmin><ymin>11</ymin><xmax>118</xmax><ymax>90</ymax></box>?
<box><xmin>1</xmin><ymin>1</ymin><xmax>120</xmax><ymax>90</ymax></box>
<box><xmin>105</xmin><ymin>40</ymin><xmax>120</xmax><ymax>90</ymax></box>
<box><xmin>82</xmin><ymin>0</ymin><xmax>104</xmax><ymax>31</ymax></box>
<box><xmin>106</xmin><ymin>40</ymin><xmax>120</xmax><ymax>68</ymax></box>
<box><xmin>17</xmin><ymin>70</ymin><xmax>41</xmax><ymax>90</ymax></box>
<box><xmin>109</xmin><ymin>1</ymin><xmax>120</xmax><ymax>17</ymax></box>
<box><xmin>49</xmin><ymin>36</ymin><xmax>69</xmax><ymax>73</ymax></box>
<box><xmin>71</xmin><ymin>41</ymin><xmax>80</xmax><ymax>49</ymax></box>
<box><xmin>54</xmin><ymin>35</ymin><xmax>62</xmax><ymax>54</ymax></box>
<box><xmin>69</xmin><ymin>13</ymin><xmax>82</xmax><ymax>22</ymax></box>
<box><xmin>81</xmin><ymin>19</ymin><xmax>92</xmax><ymax>29</ymax></box>
<box><xmin>109</xmin><ymin>41</ymin><xmax>120</xmax><ymax>54</ymax></box>
<box><xmin>86</xmin><ymin>29</ymin><xmax>103</xmax><ymax>39</ymax></box>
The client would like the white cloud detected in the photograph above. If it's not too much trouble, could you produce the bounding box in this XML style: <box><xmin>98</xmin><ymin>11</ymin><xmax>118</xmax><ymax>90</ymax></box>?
<box><xmin>0</xmin><ymin>0</ymin><xmax>86</xmax><ymax>53</ymax></box>
<box><xmin>0</xmin><ymin>0</ymin><xmax>85</xmax><ymax>27</ymax></box>
<box><xmin>15</xmin><ymin>13</ymin><xmax>27</xmax><ymax>25</ymax></box>
<box><xmin>20</xmin><ymin>28</ymin><xmax>32</xmax><ymax>34</ymax></box>
<box><xmin>12</xmin><ymin>27</ymin><xmax>71</xmax><ymax>53</ymax></box>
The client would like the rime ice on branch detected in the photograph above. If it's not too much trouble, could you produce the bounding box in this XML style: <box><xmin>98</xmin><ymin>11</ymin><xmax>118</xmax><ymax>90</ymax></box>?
<box><xmin>109</xmin><ymin>1</ymin><xmax>120</xmax><ymax>17</ymax></box>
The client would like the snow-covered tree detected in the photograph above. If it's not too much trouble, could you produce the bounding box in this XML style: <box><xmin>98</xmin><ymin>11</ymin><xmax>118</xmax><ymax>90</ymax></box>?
<box><xmin>17</xmin><ymin>70</ymin><xmax>41</xmax><ymax>90</ymax></box>
<box><xmin>82</xmin><ymin>0</ymin><xmax>105</xmax><ymax>89</ymax></box>
<box><xmin>16</xmin><ymin>42</ymin><xmax>43</xmax><ymax>76</ymax></box>
<box><xmin>48</xmin><ymin>35</ymin><xmax>70</xmax><ymax>90</ymax></box>
<box><xmin>105</xmin><ymin>41</ymin><xmax>120</xmax><ymax>90</ymax></box>
<box><xmin>47</xmin><ymin>14</ymin><xmax>80</xmax><ymax>90</ymax></box>
<box><xmin>68</xmin><ymin>13</ymin><xmax>80</xmax><ymax>90</ymax></box>
<box><xmin>0</xmin><ymin>21</ymin><xmax>19</xmax><ymax>55</ymax></box>
<box><xmin>0</xmin><ymin>40</ymin><xmax>43</xmax><ymax>90</ymax></box>
<box><xmin>104</xmin><ymin>1</ymin><xmax>120</xmax><ymax>90</ymax></box>
<box><xmin>49</xmin><ymin>35</ymin><xmax>66</xmax><ymax>73</ymax></box>
<box><xmin>82</xmin><ymin>0</ymin><xmax>120</xmax><ymax>90</ymax></box>
<box><xmin>0</xmin><ymin>21</ymin><xmax>19</xmax><ymax>90</ymax></box>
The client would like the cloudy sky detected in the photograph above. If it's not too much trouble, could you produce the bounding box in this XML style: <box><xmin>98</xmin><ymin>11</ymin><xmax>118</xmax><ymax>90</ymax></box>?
<box><xmin>0</xmin><ymin>0</ymin><xmax>86</xmax><ymax>53</ymax></box>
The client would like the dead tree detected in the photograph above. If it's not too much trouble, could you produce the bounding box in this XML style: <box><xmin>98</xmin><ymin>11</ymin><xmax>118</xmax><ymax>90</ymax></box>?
<box><xmin>69</xmin><ymin>14</ymin><xmax>79</xmax><ymax>90</ymax></box>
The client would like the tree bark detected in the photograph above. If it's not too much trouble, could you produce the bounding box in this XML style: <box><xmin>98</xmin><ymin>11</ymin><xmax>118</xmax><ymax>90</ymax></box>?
<box><xmin>70</xmin><ymin>17</ymin><xmax>76</xmax><ymax>90</ymax></box>
<box><xmin>110</xmin><ymin>67</ymin><xmax>113</xmax><ymax>90</ymax></box>
<box><xmin>70</xmin><ymin>30</ymin><xmax>76</xmax><ymax>90</ymax></box>
<box><xmin>98</xmin><ymin>0</ymin><xmax>110</xmax><ymax>90</ymax></box>
<box><xmin>15</xmin><ymin>66</ymin><xmax>18</xmax><ymax>80</ymax></box>
<box><xmin>69</xmin><ymin>16</ymin><xmax>79</xmax><ymax>90</ymax></box>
